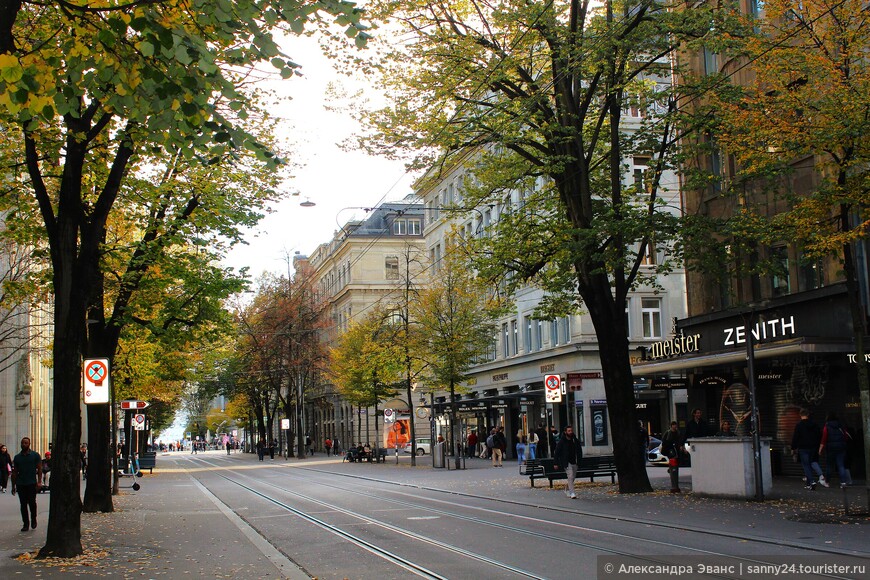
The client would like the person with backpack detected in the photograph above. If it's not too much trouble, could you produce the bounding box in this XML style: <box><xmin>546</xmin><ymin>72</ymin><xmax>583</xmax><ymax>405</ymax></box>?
<box><xmin>791</xmin><ymin>408</ymin><xmax>827</xmax><ymax>490</ymax></box>
<box><xmin>819</xmin><ymin>412</ymin><xmax>853</xmax><ymax>488</ymax></box>
<box><xmin>485</xmin><ymin>428</ymin><xmax>496</xmax><ymax>464</ymax></box>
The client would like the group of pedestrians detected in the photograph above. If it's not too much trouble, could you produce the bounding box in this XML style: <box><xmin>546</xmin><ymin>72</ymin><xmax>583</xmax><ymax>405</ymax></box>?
<box><xmin>791</xmin><ymin>408</ymin><xmax>853</xmax><ymax>490</ymax></box>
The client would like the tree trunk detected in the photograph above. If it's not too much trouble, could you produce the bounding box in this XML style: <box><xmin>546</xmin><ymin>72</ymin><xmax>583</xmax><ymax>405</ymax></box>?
<box><xmin>82</xmin><ymin>403</ymin><xmax>113</xmax><ymax>512</ymax></box>
<box><xmin>582</xmin><ymin>276</ymin><xmax>653</xmax><ymax>494</ymax></box>
<box><xmin>39</xmin><ymin>291</ymin><xmax>84</xmax><ymax>556</ymax></box>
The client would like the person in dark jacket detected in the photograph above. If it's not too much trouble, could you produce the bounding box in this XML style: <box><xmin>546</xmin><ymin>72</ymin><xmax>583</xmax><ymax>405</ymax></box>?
<box><xmin>553</xmin><ymin>425</ymin><xmax>583</xmax><ymax>499</ymax></box>
<box><xmin>791</xmin><ymin>408</ymin><xmax>827</xmax><ymax>490</ymax></box>
<box><xmin>661</xmin><ymin>421</ymin><xmax>684</xmax><ymax>493</ymax></box>
<box><xmin>819</xmin><ymin>412</ymin><xmax>852</xmax><ymax>488</ymax></box>
<box><xmin>684</xmin><ymin>408</ymin><xmax>709</xmax><ymax>440</ymax></box>
<box><xmin>0</xmin><ymin>444</ymin><xmax>12</xmax><ymax>493</ymax></box>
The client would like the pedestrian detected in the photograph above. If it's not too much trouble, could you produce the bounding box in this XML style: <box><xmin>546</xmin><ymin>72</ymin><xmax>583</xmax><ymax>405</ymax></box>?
<box><xmin>819</xmin><ymin>412</ymin><xmax>852</xmax><ymax>488</ymax></box>
<box><xmin>486</xmin><ymin>428</ymin><xmax>498</xmax><ymax>467</ymax></box>
<box><xmin>256</xmin><ymin>438</ymin><xmax>265</xmax><ymax>461</ymax></box>
<box><xmin>661</xmin><ymin>421</ymin><xmax>684</xmax><ymax>493</ymax></box>
<box><xmin>791</xmin><ymin>408</ymin><xmax>827</xmax><ymax>490</ymax></box>
<box><xmin>269</xmin><ymin>438</ymin><xmax>277</xmax><ymax>460</ymax></box>
<box><xmin>466</xmin><ymin>430</ymin><xmax>478</xmax><ymax>458</ymax></box>
<box><xmin>553</xmin><ymin>425</ymin><xmax>582</xmax><ymax>499</ymax></box>
<box><xmin>0</xmin><ymin>444</ymin><xmax>12</xmax><ymax>492</ymax></box>
<box><xmin>325</xmin><ymin>438</ymin><xmax>332</xmax><ymax>456</ymax></box>
<box><xmin>305</xmin><ymin>435</ymin><xmax>313</xmax><ymax>456</ymax></box>
<box><xmin>684</xmin><ymin>408</ymin><xmax>709</xmax><ymax>440</ymax></box>
<box><xmin>515</xmin><ymin>429</ymin><xmax>527</xmax><ymax>463</ymax></box>
<box><xmin>41</xmin><ymin>451</ymin><xmax>51</xmax><ymax>492</ymax></box>
<box><xmin>715</xmin><ymin>420</ymin><xmax>736</xmax><ymax>437</ymax></box>
<box><xmin>493</xmin><ymin>427</ymin><xmax>507</xmax><ymax>467</ymax></box>
<box><xmin>80</xmin><ymin>443</ymin><xmax>88</xmax><ymax>480</ymax></box>
<box><xmin>527</xmin><ymin>429</ymin><xmax>539</xmax><ymax>460</ymax></box>
<box><xmin>11</xmin><ymin>437</ymin><xmax>42</xmax><ymax>532</ymax></box>
<box><xmin>638</xmin><ymin>420</ymin><xmax>650</xmax><ymax>465</ymax></box>
<box><xmin>535</xmin><ymin>423</ymin><xmax>549</xmax><ymax>458</ymax></box>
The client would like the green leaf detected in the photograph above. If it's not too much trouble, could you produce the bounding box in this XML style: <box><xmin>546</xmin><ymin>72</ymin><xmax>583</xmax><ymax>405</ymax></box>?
<box><xmin>140</xmin><ymin>41</ymin><xmax>155</xmax><ymax>57</ymax></box>
<box><xmin>175</xmin><ymin>45</ymin><xmax>193</xmax><ymax>65</ymax></box>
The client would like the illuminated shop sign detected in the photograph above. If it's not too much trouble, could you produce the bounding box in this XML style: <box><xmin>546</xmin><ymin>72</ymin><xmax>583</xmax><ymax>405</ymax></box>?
<box><xmin>723</xmin><ymin>316</ymin><xmax>796</xmax><ymax>346</ymax></box>
<box><xmin>646</xmin><ymin>333</ymin><xmax>701</xmax><ymax>360</ymax></box>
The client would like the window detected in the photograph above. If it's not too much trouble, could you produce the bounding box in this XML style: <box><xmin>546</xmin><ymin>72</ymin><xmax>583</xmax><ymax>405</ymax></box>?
<box><xmin>385</xmin><ymin>256</ymin><xmax>399</xmax><ymax>280</ymax></box>
<box><xmin>408</xmin><ymin>219</ymin><xmax>421</xmax><ymax>235</ymax></box>
<box><xmin>625</xmin><ymin>298</ymin><xmax>632</xmax><ymax>338</ymax></box>
<box><xmin>550</xmin><ymin>320</ymin><xmax>559</xmax><ymax>346</ymax></box>
<box><xmin>502</xmin><ymin>323</ymin><xmax>510</xmax><ymax>358</ymax></box>
<box><xmin>524</xmin><ymin>317</ymin><xmax>532</xmax><ymax>353</ymax></box>
<box><xmin>641</xmin><ymin>298</ymin><xmax>663</xmax><ymax>339</ymax></box>
<box><xmin>558</xmin><ymin>317</ymin><xmax>570</xmax><ymax>345</ymax></box>
<box><xmin>393</xmin><ymin>219</ymin><xmax>406</xmax><ymax>235</ymax></box>
<box><xmin>511</xmin><ymin>320</ymin><xmax>519</xmax><ymax>355</ymax></box>
<box><xmin>770</xmin><ymin>246</ymin><xmax>790</xmax><ymax>296</ymax></box>
<box><xmin>533</xmin><ymin>319</ymin><xmax>543</xmax><ymax>351</ymax></box>
<box><xmin>640</xmin><ymin>240</ymin><xmax>656</xmax><ymax>266</ymax></box>
<box><xmin>633</xmin><ymin>157</ymin><xmax>651</xmax><ymax>193</ymax></box>
<box><xmin>703</xmin><ymin>46</ymin><xmax>718</xmax><ymax>76</ymax></box>
<box><xmin>799</xmin><ymin>257</ymin><xmax>822</xmax><ymax>291</ymax></box>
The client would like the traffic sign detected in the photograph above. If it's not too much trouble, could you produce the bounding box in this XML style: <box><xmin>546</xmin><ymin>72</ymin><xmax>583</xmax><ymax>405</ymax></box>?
<box><xmin>133</xmin><ymin>414</ymin><xmax>146</xmax><ymax>431</ymax></box>
<box><xmin>383</xmin><ymin>408</ymin><xmax>396</xmax><ymax>423</ymax></box>
<box><xmin>83</xmin><ymin>358</ymin><xmax>110</xmax><ymax>404</ymax></box>
<box><xmin>121</xmin><ymin>400</ymin><xmax>150</xmax><ymax>410</ymax></box>
<box><xmin>281</xmin><ymin>419</ymin><xmax>290</xmax><ymax>430</ymax></box>
<box><xmin>545</xmin><ymin>374</ymin><xmax>562</xmax><ymax>403</ymax></box>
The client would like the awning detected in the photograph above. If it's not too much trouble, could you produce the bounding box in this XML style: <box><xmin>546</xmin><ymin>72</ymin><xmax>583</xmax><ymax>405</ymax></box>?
<box><xmin>631</xmin><ymin>338</ymin><xmax>853</xmax><ymax>376</ymax></box>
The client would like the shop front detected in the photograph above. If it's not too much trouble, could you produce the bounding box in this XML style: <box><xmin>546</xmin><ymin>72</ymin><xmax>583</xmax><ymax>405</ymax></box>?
<box><xmin>633</xmin><ymin>284</ymin><xmax>865</xmax><ymax>479</ymax></box>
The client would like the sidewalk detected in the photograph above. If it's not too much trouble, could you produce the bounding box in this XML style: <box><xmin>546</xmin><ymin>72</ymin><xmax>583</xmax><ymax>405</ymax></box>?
<box><xmin>0</xmin><ymin>454</ymin><xmax>307</xmax><ymax>579</ymax></box>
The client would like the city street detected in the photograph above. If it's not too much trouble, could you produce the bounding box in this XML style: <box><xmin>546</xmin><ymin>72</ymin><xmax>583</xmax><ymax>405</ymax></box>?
<box><xmin>0</xmin><ymin>450</ymin><xmax>867</xmax><ymax>579</ymax></box>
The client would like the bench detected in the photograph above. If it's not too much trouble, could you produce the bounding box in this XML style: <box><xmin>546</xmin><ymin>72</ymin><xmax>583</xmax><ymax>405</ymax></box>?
<box><xmin>528</xmin><ymin>456</ymin><xmax>617</xmax><ymax>488</ymax></box>
<box><xmin>373</xmin><ymin>448</ymin><xmax>390</xmax><ymax>463</ymax></box>
<box><xmin>520</xmin><ymin>458</ymin><xmax>543</xmax><ymax>477</ymax></box>
<box><xmin>577</xmin><ymin>455</ymin><xmax>617</xmax><ymax>483</ymax></box>
<box><xmin>138</xmin><ymin>452</ymin><xmax>156</xmax><ymax>474</ymax></box>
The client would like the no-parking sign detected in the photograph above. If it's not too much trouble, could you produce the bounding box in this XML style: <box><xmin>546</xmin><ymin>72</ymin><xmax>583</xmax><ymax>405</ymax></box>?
<box><xmin>83</xmin><ymin>358</ymin><xmax>110</xmax><ymax>404</ymax></box>
<box><xmin>383</xmin><ymin>408</ymin><xmax>395</xmax><ymax>423</ymax></box>
<box><xmin>133</xmin><ymin>413</ymin><xmax>146</xmax><ymax>431</ymax></box>
<box><xmin>545</xmin><ymin>374</ymin><xmax>562</xmax><ymax>403</ymax></box>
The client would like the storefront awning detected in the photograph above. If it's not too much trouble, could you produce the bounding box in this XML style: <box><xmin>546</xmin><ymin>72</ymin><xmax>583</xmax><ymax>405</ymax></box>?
<box><xmin>631</xmin><ymin>338</ymin><xmax>853</xmax><ymax>376</ymax></box>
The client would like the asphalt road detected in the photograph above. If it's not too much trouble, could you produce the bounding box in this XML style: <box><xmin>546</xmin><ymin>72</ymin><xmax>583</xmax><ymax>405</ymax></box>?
<box><xmin>173</xmin><ymin>452</ymin><xmax>870</xmax><ymax>580</ymax></box>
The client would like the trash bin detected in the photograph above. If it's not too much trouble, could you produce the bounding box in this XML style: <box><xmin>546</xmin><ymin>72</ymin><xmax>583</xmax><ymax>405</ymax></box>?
<box><xmin>433</xmin><ymin>441</ymin><xmax>445</xmax><ymax>468</ymax></box>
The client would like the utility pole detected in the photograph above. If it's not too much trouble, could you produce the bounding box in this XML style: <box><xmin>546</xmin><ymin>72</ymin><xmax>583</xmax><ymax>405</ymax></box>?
<box><xmin>403</xmin><ymin>248</ymin><xmax>416</xmax><ymax>467</ymax></box>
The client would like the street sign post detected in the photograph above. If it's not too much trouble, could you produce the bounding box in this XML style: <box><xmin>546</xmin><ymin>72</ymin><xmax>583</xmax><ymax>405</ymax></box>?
<box><xmin>83</xmin><ymin>358</ymin><xmax>110</xmax><ymax>404</ymax></box>
<box><xmin>133</xmin><ymin>414</ymin><xmax>146</xmax><ymax>431</ymax></box>
<box><xmin>383</xmin><ymin>408</ymin><xmax>396</xmax><ymax>423</ymax></box>
<box><xmin>545</xmin><ymin>374</ymin><xmax>562</xmax><ymax>403</ymax></box>
<box><xmin>281</xmin><ymin>418</ymin><xmax>290</xmax><ymax>430</ymax></box>
<box><xmin>121</xmin><ymin>400</ymin><xmax>150</xmax><ymax>410</ymax></box>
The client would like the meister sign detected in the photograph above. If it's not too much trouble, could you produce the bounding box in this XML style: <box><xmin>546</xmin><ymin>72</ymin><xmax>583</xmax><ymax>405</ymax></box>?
<box><xmin>646</xmin><ymin>333</ymin><xmax>701</xmax><ymax>361</ymax></box>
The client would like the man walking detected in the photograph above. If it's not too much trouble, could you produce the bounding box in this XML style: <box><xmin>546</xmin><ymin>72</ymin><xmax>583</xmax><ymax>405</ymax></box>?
<box><xmin>11</xmin><ymin>437</ymin><xmax>42</xmax><ymax>532</ymax></box>
<box><xmin>553</xmin><ymin>426</ymin><xmax>582</xmax><ymax>499</ymax></box>
<box><xmin>791</xmin><ymin>408</ymin><xmax>828</xmax><ymax>490</ymax></box>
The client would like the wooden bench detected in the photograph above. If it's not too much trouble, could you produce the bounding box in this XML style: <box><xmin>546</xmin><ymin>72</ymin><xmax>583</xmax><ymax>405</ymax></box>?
<box><xmin>529</xmin><ymin>456</ymin><xmax>617</xmax><ymax>487</ymax></box>
<box><xmin>577</xmin><ymin>455</ymin><xmax>617</xmax><ymax>483</ymax></box>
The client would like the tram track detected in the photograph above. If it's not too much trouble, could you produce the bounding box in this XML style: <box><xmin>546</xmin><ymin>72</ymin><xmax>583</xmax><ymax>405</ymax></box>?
<box><xmin>180</xmin><ymin>455</ymin><xmax>866</xmax><ymax>580</ymax></box>
<box><xmin>282</xmin><ymin>463</ymin><xmax>870</xmax><ymax>558</ymax></box>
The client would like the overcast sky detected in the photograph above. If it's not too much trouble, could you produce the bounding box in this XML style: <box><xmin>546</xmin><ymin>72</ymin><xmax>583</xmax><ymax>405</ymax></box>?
<box><xmin>222</xmin><ymin>29</ymin><xmax>417</xmax><ymax>279</ymax></box>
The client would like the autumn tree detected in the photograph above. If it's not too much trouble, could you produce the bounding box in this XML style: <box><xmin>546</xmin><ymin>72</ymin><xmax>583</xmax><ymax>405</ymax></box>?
<box><xmin>330</xmin><ymin>309</ymin><xmax>405</xmax><ymax>451</ymax></box>
<box><xmin>355</xmin><ymin>0</ymin><xmax>716</xmax><ymax>492</ymax></box>
<box><xmin>0</xmin><ymin>0</ymin><xmax>368</xmax><ymax>557</ymax></box>
<box><xmin>695</xmin><ymin>0</ymin><xmax>870</xmax><ymax>482</ymax></box>
<box><xmin>410</xmin><ymin>244</ymin><xmax>497</xmax><ymax>467</ymax></box>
